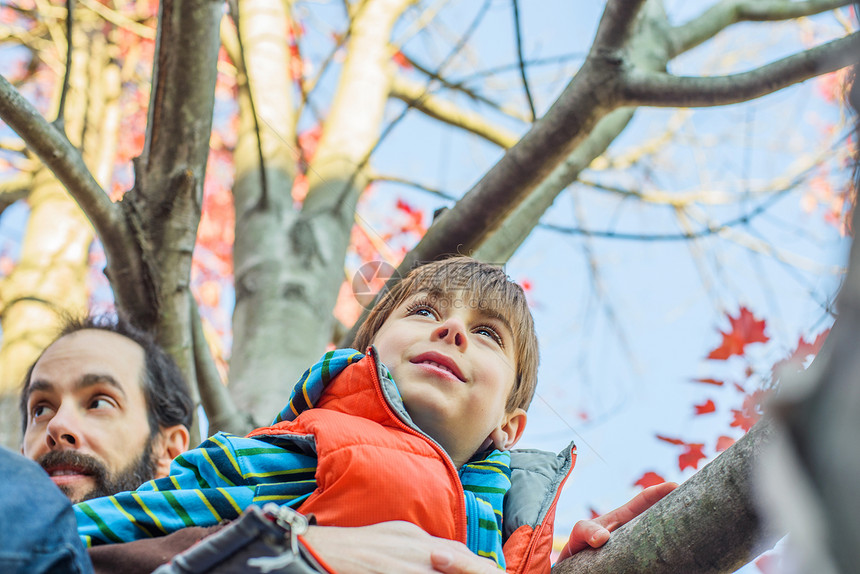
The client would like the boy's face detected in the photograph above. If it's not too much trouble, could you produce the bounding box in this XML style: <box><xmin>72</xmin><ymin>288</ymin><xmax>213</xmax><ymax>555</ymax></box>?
<box><xmin>372</xmin><ymin>291</ymin><xmax>526</xmax><ymax>467</ymax></box>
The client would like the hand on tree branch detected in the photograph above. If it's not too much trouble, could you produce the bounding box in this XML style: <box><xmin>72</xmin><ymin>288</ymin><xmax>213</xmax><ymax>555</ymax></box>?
<box><xmin>558</xmin><ymin>481</ymin><xmax>678</xmax><ymax>561</ymax></box>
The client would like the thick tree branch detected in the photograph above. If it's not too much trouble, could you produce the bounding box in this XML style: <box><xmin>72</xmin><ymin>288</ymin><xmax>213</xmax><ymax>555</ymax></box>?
<box><xmin>472</xmin><ymin>108</ymin><xmax>635</xmax><ymax>263</ymax></box>
<box><xmin>554</xmin><ymin>420</ymin><xmax>781</xmax><ymax>573</ymax></box>
<box><xmin>623</xmin><ymin>32</ymin><xmax>860</xmax><ymax>108</ymax></box>
<box><xmin>671</xmin><ymin>0</ymin><xmax>854</xmax><ymax>56</ymax></box>
<box><xmin>0</xmin><ymin>73</ymin><xmax>132</xmax><ymax>254</ymax></box>
<box><xmin>591</xmin><ymin>0</ymin><xmax>647</xmax><ymax>54</ymax></box>
<box><xmin>389</xmin><ymin>74</ymin><xmax>519</xmax><ymax>148</ymax></box>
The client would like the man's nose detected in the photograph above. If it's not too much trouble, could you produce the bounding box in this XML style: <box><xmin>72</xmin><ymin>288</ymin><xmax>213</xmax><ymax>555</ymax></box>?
<box><xmin>434</xmin><ymin>317</ymin><xmax>467</xmax><ymax>349</ymax></box>
<box><xmin>45</xmin><ymin>405</ymin><xmax>81</xmax><ymax>449</ymax></box>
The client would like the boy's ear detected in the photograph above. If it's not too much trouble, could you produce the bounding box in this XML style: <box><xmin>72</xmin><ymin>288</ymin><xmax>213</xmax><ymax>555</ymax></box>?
<box><xmin>152</xmin><ymin>424</ymin><xmax>190</xmax><ymax>479</ymax></box>
<box><xmin>489</xmin><ymin>408</ymin><xmax>527</xmax><ymax>451</ymax></box>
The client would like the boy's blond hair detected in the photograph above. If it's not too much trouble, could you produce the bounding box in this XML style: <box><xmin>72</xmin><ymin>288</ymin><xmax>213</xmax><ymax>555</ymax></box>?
<box><xmin>353</xmin><ymin>256</ymin><xmax>539</xmax><ymax>412</ymax></box>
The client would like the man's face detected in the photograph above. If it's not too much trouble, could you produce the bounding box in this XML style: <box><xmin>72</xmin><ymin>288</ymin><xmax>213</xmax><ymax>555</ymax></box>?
<box><xmin>22</xmin><ymin>329</ymin><xmax>157</xmax><ymax>503</ymax></box>
<box><xmin>372</xmin><ymin>291</ymin><xmax>524</xmax><ymax>467</ymax></box>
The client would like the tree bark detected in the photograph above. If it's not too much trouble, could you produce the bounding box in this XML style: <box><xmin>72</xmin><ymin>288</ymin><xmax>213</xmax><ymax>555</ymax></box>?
<box><xmin>554</xmin><ymin>420</ymin><xmax>781</xmax><ymax>574</ymax></box>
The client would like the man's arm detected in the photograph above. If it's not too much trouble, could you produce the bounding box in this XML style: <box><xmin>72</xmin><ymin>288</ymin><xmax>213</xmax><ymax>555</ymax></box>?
<box><xmin>302</xmin><ymin>521</ymin><xmax>501</xmax><ymax>574</ymax></box>
<box><xmin>558</xmin><ymin>481</ymin><xmax>677</xmax><ymax>561</ymax></box>
<box><xmin>76</xmin><ymin>432</ymin><xmax>317</xmax><ymax>546</ymax></box>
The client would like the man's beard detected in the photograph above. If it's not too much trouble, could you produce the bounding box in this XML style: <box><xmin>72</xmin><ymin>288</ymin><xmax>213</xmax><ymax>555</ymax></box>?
<box><xmin>37</xmin><ymin>438</ymin><xmax>158</xmax><ymax>503</ymax></box>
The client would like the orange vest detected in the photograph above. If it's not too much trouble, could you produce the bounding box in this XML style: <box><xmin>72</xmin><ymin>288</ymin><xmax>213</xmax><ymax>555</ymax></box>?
<box><xmin>248</xmin><ymin>354</ymin><xmax>574</xmax><ymax>573</ymax></box>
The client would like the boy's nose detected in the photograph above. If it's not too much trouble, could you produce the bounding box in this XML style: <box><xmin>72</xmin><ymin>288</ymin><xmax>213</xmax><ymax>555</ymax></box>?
<box><xmin>435</xmin><ymin>319</ymin><xmax>467</xmax><ymax>349</ymax></box>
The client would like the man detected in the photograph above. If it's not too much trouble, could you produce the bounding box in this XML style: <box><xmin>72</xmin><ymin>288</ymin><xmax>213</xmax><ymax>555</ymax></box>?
<box><xmin>19</xmin><ymin>315</ymin><xmax>194</xmax><ymax>503</ymax></box>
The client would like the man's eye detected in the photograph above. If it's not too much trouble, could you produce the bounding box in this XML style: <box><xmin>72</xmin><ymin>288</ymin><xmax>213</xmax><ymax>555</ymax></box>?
<box><xmin>31</xmin><ymin>404</ymin><xmax>54</xmax><ymax>419</ymax></box>
<box><xmin>89</xmin><ymin>397</ymin><xmax>116</xmax><ymax>410</ymax></box>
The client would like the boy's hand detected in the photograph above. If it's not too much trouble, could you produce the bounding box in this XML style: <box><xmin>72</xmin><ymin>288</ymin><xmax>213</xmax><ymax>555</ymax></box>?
<box><xmin>303</xmin><ymin>520</ymin><xmax>499</xmax><ymax>574</ymax></box>
<box><xmin>558</xmin><ymin>481</ymin><xmax>677</xmax><ymax>561</ymax></box>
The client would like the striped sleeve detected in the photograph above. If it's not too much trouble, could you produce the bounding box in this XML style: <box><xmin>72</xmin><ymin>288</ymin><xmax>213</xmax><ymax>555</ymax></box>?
<box><xmin>75</xmin><ymin>432</ymin><xmax>318</xmax><ymax>547</ymax></box>
<box><xmin>461</xmin><ymin>449</ymin><xmax>512</xmax><ymax>570</ymax></box>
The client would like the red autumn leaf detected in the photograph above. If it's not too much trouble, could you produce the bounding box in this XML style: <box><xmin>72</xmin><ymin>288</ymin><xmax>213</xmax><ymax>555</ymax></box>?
<box><xmin>656</xmin><ymin>434</ymin><xmax>685</xmax><ymax>446</ymax></box>
<box><xmin>715</xmin><ymin>436</ymin><xmax>735</xmax><ymax>452</ymax></box>
<box><xmin>772</xmin><ymin>328</ymin><xmax>831</xmax><ymax>380</ymax></box>
<box><xmin>298</xmin><ymin>125</ymin><xmax>323</xmax><ymax>162</ymax></box>
<box><xmin>392</xmin><ymin>50</ymin><xmax>413</xmax><ymax>70</ymax></box>
<box><xmin>292</xmin><ymin>173</ymin><xmax>309</xmax><ymax>203</ymax></box>
<box><xmin>634</xmin><ymin>471</ymin><xmax>667</xmax><ymax>489</ymax></box>
<box><xmin>395</xmin><ymin>198</ymin><xmax>426</xmax><ymax>236</ymax></box>
<box><xmin>694</xmin><ymin>399</ymin><xmax>716</xmax><ymax>415</ymax></box>
<box><xmin>691</xmin><ymin>377</ymin><xmax>724</xmax><ymax>386</ymax></box>
<box><xmin>678</xmin><ymin>443</ymin><xmax>706</xmax><ymax>471</ymax></box>
<box><xmin>707</xmin><ymin>306</ymin><xmax>769</xmax><ymax>360</ymax></box>
<box><xmin>730</xmin><ymin>390</ymin><xmax>768</xmax><ymax>432</ymax></box>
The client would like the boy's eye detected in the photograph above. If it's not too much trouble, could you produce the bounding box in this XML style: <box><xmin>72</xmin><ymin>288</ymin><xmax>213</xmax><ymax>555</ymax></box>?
<box><xmin>475</xmin><ymin>326</ymin><xmax>503</xmax><ymax>346</ymax></box>
<box><xmin>406</xmin><ymin>300</ymin><xmax>439</xmax><ymax>319</ymax></box>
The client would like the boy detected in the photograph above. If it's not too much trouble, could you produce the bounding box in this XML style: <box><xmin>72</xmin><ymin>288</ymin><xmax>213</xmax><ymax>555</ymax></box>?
<box><xmin>75</xmin><ymin>257</ymin><xmax>575</xmax><ymax>572</ymax></box>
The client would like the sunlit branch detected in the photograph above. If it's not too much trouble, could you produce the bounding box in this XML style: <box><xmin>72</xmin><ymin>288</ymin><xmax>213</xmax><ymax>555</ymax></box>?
<box><xmin>684</xmin><ymin>203</ymin><xmax>845</xmax><ymax>275</ymax></box>
<box><xmin>623</xmin><ymin>32</ymin><xmax>860</xmax><ymax>108</ymax></box>
<box><xmin>0</xmin><ymin>137</ymin><xmax>27</xmax><ymax>154</ymax></box>
<box><xmin>545</xmin><ymin>153</ymin><xmax>842</xmax><ymax>242</ymax></box>
<box><xmin>300</xmin><ymin>0</ymin><xmax>362</xmax><ymax>110</ymax></box>
<box><xmin>78</xmin><ymin>0</ymin><xmax>156</xmax><ymax>39</ymax></box>
<box><xmin>389</xmin><ymin>74</ymin><xmax>519</xmax><ymax>148</ymax></box>
<box><xmin>671</xmin><ymin>0</ymin><xmax>854</xmax><ymax>56</ymax></box>
<box><xmin>0</xmin><ymin>172</ymin><xmax>33</xmax><ymax>195</ymax></box>
<box><xmin>0</xmin><ymin>172</ymin><xmax>32</xmax><ymax>216</ymax></box>
<box><xmin>331</xmin><ymin>0</ymin><xmax>492</xmax><ymax>210</ymax></box>
<box><xmin>399</xmin><ymin>55</ymin><xmax>531</xmax><ymax>122</ymax></box>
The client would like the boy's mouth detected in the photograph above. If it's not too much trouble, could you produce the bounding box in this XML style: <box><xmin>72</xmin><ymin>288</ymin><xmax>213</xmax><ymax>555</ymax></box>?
<box><xmin>411</xmin><ymin>352</ymin><xmax>465</xmax><ymax>382</ymax></box>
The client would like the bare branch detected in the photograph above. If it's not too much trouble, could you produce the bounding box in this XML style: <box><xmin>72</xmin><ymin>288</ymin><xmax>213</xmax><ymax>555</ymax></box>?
<box><xmin>370</xmin><ymin>172</ymin><xmax>457</xmax><ymax>201</ymax></box>
<box><xmin>54</xmin><ymin>0</ymin><xmax>73</xmax><ymax>128</ymax></box>
<box><xmin>0</xmin><ymin>73</ymin><xmax>127</xmax><ymax>245</ymax></box>
<box><xmin>389</xmin><ymin>74</ymin><xmax>519</xmax><ymax>148</ymax></box>
<box><xmin>400</xmin><ymin>55</ymin><xmax>532</xmax><ymax>123</ymax></box>
<box><xmin>0</xmin><ymin>172</ymin><xmax>32</xmax><ymax>215</ymax></box>
<box><xmin>191</xmin><ymin>299</ymin><xmax>248</xmax><ymax>436</ymax></box>
<box><xmin>511</xmin><ymin>0</ymin><xmax>536</xmax><ymax>121</ymax></box>
<box><xmin>623</xmin><ymin>32</ymin><xmax>860</xmax><ymax>108</ymax></box>
<box><xmin>672</xmin><ymin>0</ymin><xmax>855</xmax><ymax>56</ymax></box>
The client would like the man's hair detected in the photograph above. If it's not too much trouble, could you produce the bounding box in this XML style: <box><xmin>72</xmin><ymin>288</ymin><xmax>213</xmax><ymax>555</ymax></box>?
<box><xmin>353</xmin><ymin>256</ymin><xmax>539</xmax><ymax>412</ymax></box>
<box><xmin>19</xmin><ymin>314</ymin><xmax>195</xmax><ymax>437</ymax></box>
